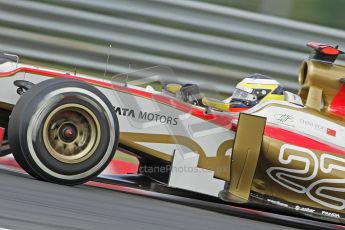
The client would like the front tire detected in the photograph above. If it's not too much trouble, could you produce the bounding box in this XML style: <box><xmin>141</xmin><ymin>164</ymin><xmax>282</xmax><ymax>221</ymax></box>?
<box><xmin>8</xmin><ymin>78</ymin><xmax>119</xmax><ymax>185</ymax></box>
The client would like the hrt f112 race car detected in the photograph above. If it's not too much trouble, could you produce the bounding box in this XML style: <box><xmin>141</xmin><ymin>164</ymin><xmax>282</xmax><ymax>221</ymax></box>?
<box><xmin>0</xmin><ymin>42</ymin><xmax>344</xmax><ymax>225</ymax></box>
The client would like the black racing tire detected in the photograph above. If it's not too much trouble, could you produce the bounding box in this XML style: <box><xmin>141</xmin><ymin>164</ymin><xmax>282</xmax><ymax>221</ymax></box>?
<box><xmin>8</xmin><ymin>78</ymin><xmax>119</xmax><ymax>185</ymax></box>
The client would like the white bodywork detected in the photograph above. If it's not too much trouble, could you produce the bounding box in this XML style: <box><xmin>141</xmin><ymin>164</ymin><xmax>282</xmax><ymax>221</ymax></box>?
<box><xmin>0</xmin><ymin>61</ymin><xmax>234</xmax><ymax>196</ymax></box>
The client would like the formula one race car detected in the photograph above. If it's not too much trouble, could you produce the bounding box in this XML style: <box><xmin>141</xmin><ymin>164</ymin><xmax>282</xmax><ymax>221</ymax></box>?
<box><xmin>0</xmin><ymin>42</ymin><xmax>344</xmax><ymax>225</ymax></box>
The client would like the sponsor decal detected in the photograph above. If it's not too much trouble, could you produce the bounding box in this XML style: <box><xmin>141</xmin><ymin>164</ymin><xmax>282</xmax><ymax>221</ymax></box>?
<box><xmin>299</xmin><ymin>119</ymin><xmax>337</xmax><ymax>137</ymax></box>
<box><xmin>114</xmin><ymin>107</ymin><xmax>135</xmax><ymax>118</ymax></box>
<box><xmin>258</xmin><ymin>107</ymin><xmax>342</xmax><ymax>146</ymax></box>
<box><xmin>138</xmin><ymin>111</ymin><xmax>178</xmax><ymax>126</ymax></box>
<box><xmin>295</xmin><ymin>205</ymin><xmax>315</xmax><ymax>213</ymax></box>
<box><xmin>114</xmin><ymin>106</ymin><xmax>178</xmax><ymax>126</ymax></box>
<box><xmin>273</xmin><ymin>114</ymin><xmax>294</xmax><ymax>127</ymax></box>
<box><xmin>299</xmin><ymin>119</ymin><xmax>326</xmax><ymax>132</ymax></box>
<box><xmin>321</xmin><ymin>211</ymin><xmax>341</xmax><ymax>219</ymax></box>
<box><xmin>272</xmin><ymin>113</ymin><xmax>338</xmax><ymax>137</ymax></box>
<box><xmin>267</xmin><ymin>198</ymin><xmax>289</xmax><ymax>208</ymax></box>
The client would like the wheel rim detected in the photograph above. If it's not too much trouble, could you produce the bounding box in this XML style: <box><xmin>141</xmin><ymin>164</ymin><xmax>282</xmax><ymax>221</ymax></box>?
<box><xmin>43</xmin><ymin>104</ymin><xmax>101</xmax><ymax>164</ymax></box>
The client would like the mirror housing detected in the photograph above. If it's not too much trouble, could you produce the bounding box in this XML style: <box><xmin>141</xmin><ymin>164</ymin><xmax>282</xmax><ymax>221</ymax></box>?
<box><xmin>202</xmin><ymin>97</ymin><xmax>229</xmax><ymax>112</ymax></box>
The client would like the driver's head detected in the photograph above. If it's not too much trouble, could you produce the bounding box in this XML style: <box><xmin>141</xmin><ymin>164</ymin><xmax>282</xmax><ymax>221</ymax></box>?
<box><xmin>229</xmin><ymin>73</ymin><xmax>285</xmax><ymax>112</ymax></box>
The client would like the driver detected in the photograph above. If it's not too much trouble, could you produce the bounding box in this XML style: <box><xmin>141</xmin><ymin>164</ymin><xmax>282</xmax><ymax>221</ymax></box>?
<box><xmin>225</xmin><ymin>73</ymin><xmax>285</xmax><ymax>113</ymax></box>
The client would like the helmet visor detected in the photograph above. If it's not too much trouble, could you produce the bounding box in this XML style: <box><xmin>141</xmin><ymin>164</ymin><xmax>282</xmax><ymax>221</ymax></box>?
<box><xmin>231</xmin><ymin>88</ymin><xmax>257</xmax><ymax>102</ymax></box>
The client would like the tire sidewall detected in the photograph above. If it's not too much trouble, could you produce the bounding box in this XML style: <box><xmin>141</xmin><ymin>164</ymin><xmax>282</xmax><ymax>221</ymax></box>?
<box><xmin>9</xmin><ymin>79</ymin><xmax>119</xmax><ymax>184</ymax></box>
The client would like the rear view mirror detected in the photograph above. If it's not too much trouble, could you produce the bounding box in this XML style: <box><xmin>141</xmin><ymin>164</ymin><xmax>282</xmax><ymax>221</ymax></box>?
<box><xmin>202</xmin><ymin>97</ymin><xmax>229</xmax><ymax>112</ymax></box>
<box><xmin>284</xmin><ymin>91</ymin><xmax>303</xmax><ymax>106</ymax></box>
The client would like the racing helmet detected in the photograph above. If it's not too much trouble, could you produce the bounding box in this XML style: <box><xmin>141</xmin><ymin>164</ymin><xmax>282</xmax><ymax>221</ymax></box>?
<box><xmin>229</xmin><ymin>73</ymin><xmax>285</xmax><ymax>112</ymax></box>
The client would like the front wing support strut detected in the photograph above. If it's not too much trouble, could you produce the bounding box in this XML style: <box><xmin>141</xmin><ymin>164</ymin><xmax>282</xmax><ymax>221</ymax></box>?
<box><xmin>219</xmin><ymin>113</ymin><xmax>266</xmax><ymax>203</ymax></box>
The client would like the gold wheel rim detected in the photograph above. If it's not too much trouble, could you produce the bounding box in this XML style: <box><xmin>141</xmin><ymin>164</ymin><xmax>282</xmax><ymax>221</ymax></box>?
<box><xmin>43</xmin><ymin>104</ymin><xmax>101</xmax><ymax>164</ymax></box>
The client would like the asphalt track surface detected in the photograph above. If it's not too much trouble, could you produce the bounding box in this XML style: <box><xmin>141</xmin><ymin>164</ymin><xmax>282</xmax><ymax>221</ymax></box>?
<box><xmin>0</xmin><ymin>169</ymin><xmax>301</xmax><ymax>230</ymax></box>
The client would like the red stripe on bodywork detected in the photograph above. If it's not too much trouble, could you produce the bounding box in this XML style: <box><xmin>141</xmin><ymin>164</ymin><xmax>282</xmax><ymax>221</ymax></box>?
<box><xmin>228</xmin><ymin>107</ymin><xmax>247</xmax><ymax>113</ymax></box>
<box><xmin>330</xmin><ymin>84</ymin><xmax>345</xmax><ymax>117</ymax></box>
<box><xmin>103</xmin><ymin>159</ymin><xmax>138</xmax><ymax>174</ymax></box>
<box><xmin>265</xmin><ymin>125</ymin><xmax>345</xmax><ymax>155</ymax></box>
<box><xmin>3</xmin><ymin>67</ymin><xmax>344</xmax><ymax>157</ymax></box>
<box><xmin>0</xmin><ymin>128</ymin><xmax>4</xmax><ymax>146</ymax></box>
<box><xmin>1</xmin><ymin>67</ymin><xmax>234</xmax><ymax>128</ymax></box>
